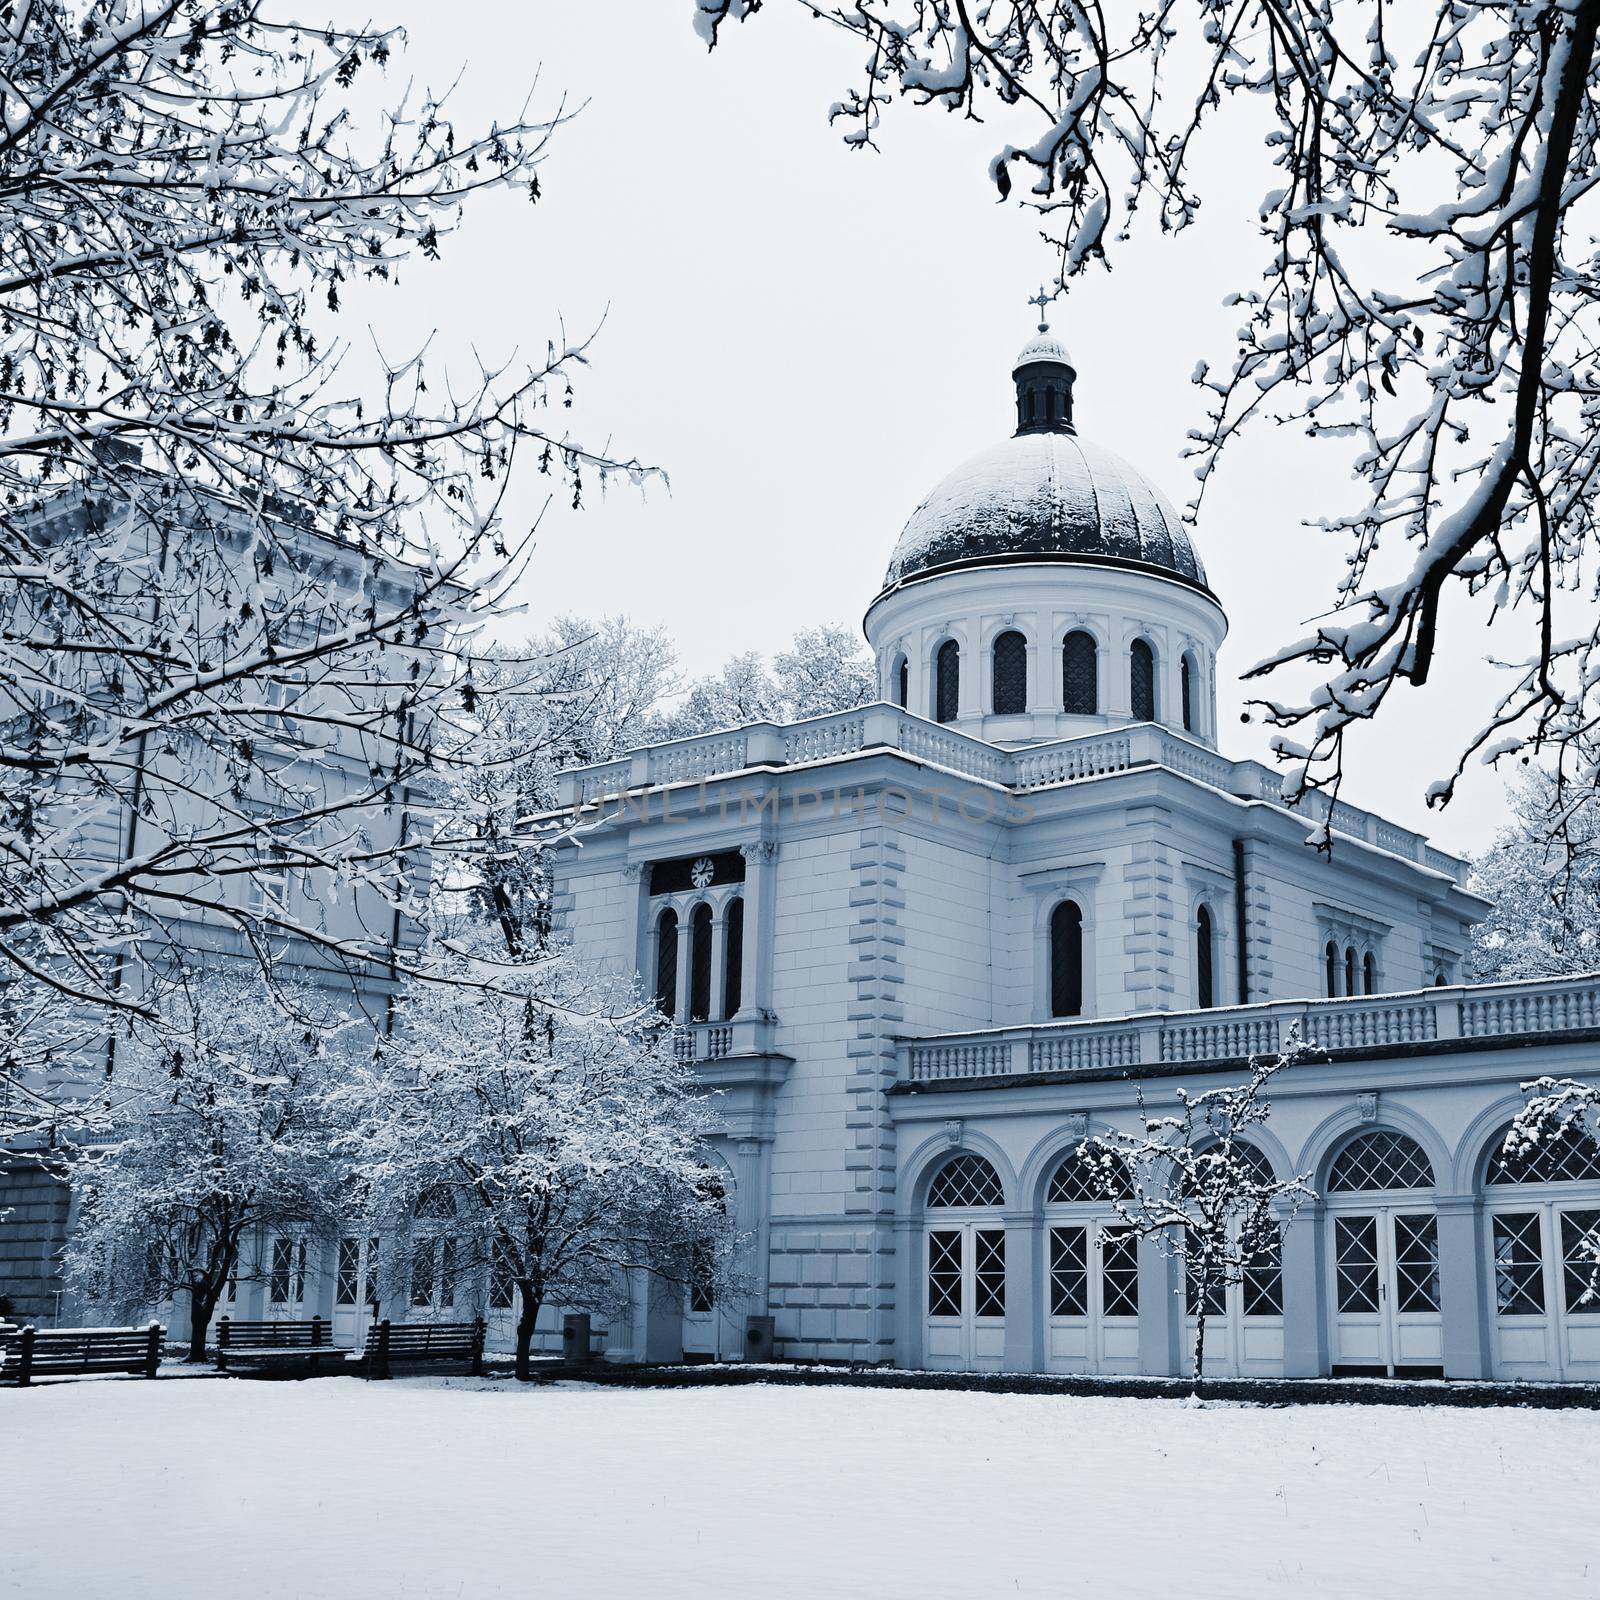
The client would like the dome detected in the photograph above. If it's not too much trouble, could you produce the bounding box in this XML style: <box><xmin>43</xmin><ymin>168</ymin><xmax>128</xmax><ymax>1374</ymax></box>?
<box><xmin>1013</xmin><ymin>332</ymin><xmax>1073</xmax><ymax>370</ymax></box>
<box><xmin>880</xmin><ymin>429</ymin><xmax>1210</xmax><ymax>595</ymax></box>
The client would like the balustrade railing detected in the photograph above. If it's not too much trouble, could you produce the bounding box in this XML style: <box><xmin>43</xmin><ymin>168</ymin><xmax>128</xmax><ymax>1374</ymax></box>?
<box><xmin>554</xmin><ymin>705</ymin><xmax>1471</xmax><ymax>885</ymax></box>
<box><xmin>898</xmin><ymin>973</ymin><xmax>1600</xmax><ymax>1085</ymax></box>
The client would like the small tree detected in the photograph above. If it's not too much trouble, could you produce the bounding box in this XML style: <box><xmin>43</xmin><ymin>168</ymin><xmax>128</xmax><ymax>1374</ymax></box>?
<box><xmin>62</xmin><ymin>968</ymin><xmax>354</xmax><ymax>1360</ymax></box>
<box><xmin>1507</xmin><ymin>1077</ymin><xmax>1600</xmax><ymax>1309</ymax></box>
<box><xmin>1085</xmin><ymin>1037</ymin><xmax>1319</xmax><ymax>1394</ymax></box>
<box><xmin>335</xmin><ymin>953</ymin><xmax>735</xmax><ymax>1381</ymax></box>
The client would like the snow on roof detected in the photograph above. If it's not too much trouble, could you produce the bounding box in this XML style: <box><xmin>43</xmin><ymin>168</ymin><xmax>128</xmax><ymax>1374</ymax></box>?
<box><xmin>880</xmin><ymin>430</ymin><xmax>1210</xmax><ymax>594</ymax></box>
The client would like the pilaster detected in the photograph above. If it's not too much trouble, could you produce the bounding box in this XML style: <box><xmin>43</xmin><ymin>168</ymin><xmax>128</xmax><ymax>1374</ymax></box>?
<box><xmin>1435</xmin><ymin>1193</ymin><xmax>1489</xmax><ymax>1380</ymax></box>
<box><xmin>1280</xmin><ymin>1197</ymin><xmax>1325</xmax><ymax>1377</ymax></box>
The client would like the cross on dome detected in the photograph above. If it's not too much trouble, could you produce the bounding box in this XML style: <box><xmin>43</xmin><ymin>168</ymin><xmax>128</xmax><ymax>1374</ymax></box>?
<box><xmin>1028</xmin><ymin>285</ymin><xmax>1054</xmax><ymax>333</ymax></box>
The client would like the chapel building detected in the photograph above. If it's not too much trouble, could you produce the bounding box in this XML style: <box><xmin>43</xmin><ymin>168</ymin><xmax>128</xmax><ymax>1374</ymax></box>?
<box><xmin>549</xmin><ymin>327</ymin><xmax>1600</xmax><ymax>1384</ymax></box>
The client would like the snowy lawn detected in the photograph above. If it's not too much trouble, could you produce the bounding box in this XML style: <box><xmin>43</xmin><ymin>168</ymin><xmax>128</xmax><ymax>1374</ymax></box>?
<box><xmin>5</xmin><ymin>1377</ymin><xmax>1597</xmax><ymax>1599</ymax></box>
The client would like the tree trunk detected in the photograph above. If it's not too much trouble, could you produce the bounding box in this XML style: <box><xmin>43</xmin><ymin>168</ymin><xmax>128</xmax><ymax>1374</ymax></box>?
<box><xmin>187</xmin><ymin>1281</ymin><xmax>223</xmax><ymax>1363</ymax></box>
<box><xmin>1190</xmin><ymin>1296</ymin><xmax>1209</xmax><ymax>1400</ymax></box>
<box><xmin>514</xmin><ymin>1283</ymin><xmax>544</xmax><ymax>1382</ymax></box>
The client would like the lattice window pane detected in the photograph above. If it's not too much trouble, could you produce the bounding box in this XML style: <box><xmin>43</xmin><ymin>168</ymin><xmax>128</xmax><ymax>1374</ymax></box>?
<box><xmin>1334</xmin><ymin>1216</ymin><xmax>1380</xmax><ymax>1313</ymax></box>
<box><xmin>689</xmin><ymin>903</ymin><xmax>713</xmax><ymax>1021</ymax></box>
<box><xmin>270</xmin><ymin>1236</ymin><xmax>294</xmax><ymax>1306</ymax></box>
<box><xmin>1130</xmin><ymin>639</ymin><xmax>1155</xmax><ymax>722</ymax></box>
<box><xmin>992</xmin><ymin>630</ymin><xmax>1028</xmax><ymax>715</ymax></box>
<box><xmin>1063</xmin><ymin>632</ymin><xmax>1098</xmax><ymax>714</ymax></box>
<box><xmin>366</xmin><ymin>1238</ymin><xmax>380</xmax><ymax>1308</ymax></box>
<box><xmin>335</xmin><ymin>1237</ymin><xmax>359</xmax><ymax>1307</ymax></box>
<box><xmin>1048</xmin><ymin>1149</ymin><xmax>1133</xmax><ymax>1203</ymax></box>
<box><xmin>1101</xmin><ymin>1228</ymin><xmax>1140</xmax><ymax>1316</ymax></box>
<box><xmin>974</xmin><ymin>1228</ymin><xmax>1006</xmax><ymax>1317</ymax></box>
<box><xmin>927</xmin><ymin>1229</ymin><xmax>962</xmax><ymax>1316</ymax></box>
<box><xmin>1493</xmin><ymin>1212</ymin><xmax>1546</xmax><ymax>1316</ymax></box>
<box><xmin>1393</xmin><ymin>1214</ymin><xmax>1440</xmax><ymax>1313</ymax></box>
<box><xmin>1243</xmin><ymin>1230</ymin><xmax>1284</xmax><ymax>1317</ymax></box>
<box><xmin>1186</xmin><ymin>1254</ymin><xmax>1226</xmax><ymax>1317</ymax></box>
<box><xmin>1050</xmin><ymin>900</ymin><xmax>1083</xmax><ymax>1019</ymax></box>
<box><xmin>1491</xmin><ymin>1125</ymin><xmax>1600</xmax><ymax>1185</ymax></box>
<box><xmin>936</xmin><ymin>640</ymin><xmax>960</xmax><ymax>724</ymax></box>
<box><xmin>490</xmin><ymin>1245</ymin><xmax>515</xmax><ymax>1311</ymax></box>
<box><xmin>1329</xmin><ymin>1131</ymin><xmax>1435</xmax><ymax>1192</ymax></box>
<box><xmin>689</xmin><ymin>1241</ymin><xmax>716</xmax><ymax>1315</ymax></box>
<box><xmin>927</xmin><ymin>1154</ymin><xmax>1005</xmax><ymax>1209</ymax></box>
<box><xmin>655</xmin><ymin>911</ymin><xmax>678</xmax><ymax>1019</ymax></box>
<box><xmin>723</xmin><ymin>898</ymin><xmax>744</xmax><ymax>1020</ymax></box>
<box><xmin>439</xmin><ymin>1237</ymin><xmax>459</xmax><ymax>1308</ymax></box>
<box><xmin>1561</xmin><ymin>1209</ymin><xmax>1600</xmax><ymax>1315</ymax></box>
<box><xmin>1049</xmin><ymin>1226</ymin><xmax>1088</xmax><ymax>1316</ymax></box>
<box><xmin>410</xmin><ymin>1237</ymin><xmax>435</xmax><ymax>1308</ymax></box>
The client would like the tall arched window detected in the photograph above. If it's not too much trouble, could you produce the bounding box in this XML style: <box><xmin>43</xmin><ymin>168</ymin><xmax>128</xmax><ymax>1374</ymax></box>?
<box><xmin>1062</xmin><ymin>631</ymin><xmax>1097</xmax><ymax>714</ymax></box>
<box><xmin>894</xmin><ymin>655</ymin><xmax>909</xmax><ymax>709</ymax></box>
<box><xmin>723</xmin><ymin>898</ymin><xmax>744</xmax><ymax>1019</ymax></box>
<box><xmin>1180</xmin><ymin>654</ymin><xmax>1196</xmax><ymax>733</ymax></box>
<box><xmin>935</xmin><ymin>639</ymin><xmax>960</xmax><ymax>724</ymax></box>
<box><xmin>1345</xmin><ymin>945</ymin><xmax>1357</xmax><ymax>997</ymax></box>
<box><xmin>689</xmin><ymin>902</ymin><xmax>714</xmax><ymax>1022</ymax></box>
<box><xmin>992</xmin><ymin>630</ymin><xmax>1028</xmax><ymax>715</ymax></box>
<box><xmin>1130</xmin><ymin>638</ymin><xmax>1156</xmax><ymax>722</ymax></box>
<box><xmin>1363</xmin><ymin>950</ymin><xmax>1376</xmax><ymax>996</ymax></box>
<box><xmin>1325</xmin><ymin>940</ymin><xmax>1339</xmax><ymax>997</ymax></box>
<box><xmin>655</xmin><ymin>909</ymin><xmax>678</xmax><ymax>1019</ymax></box>
<box><xmin>1050</xmin><ymin>900</ymin><xmax>1084</xmax><ymax>1019</ymax></box>
<box><xmin>1196</xmin><ymin>904</ymin><xmax>1215</xmax><ymax>1009</ymax></box>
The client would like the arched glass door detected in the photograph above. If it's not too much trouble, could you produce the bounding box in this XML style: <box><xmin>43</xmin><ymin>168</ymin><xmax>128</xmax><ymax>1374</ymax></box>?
<box><xmin>923</xmin><ymin>1154</ymin><xmax>1006</xmax><ymax>1371</ymax></box>
<box><xmin>1485</xmin><ymin>1124</ymin><xmax>1600</xmax><ymax>1381</ymax></box>
<box><xmin>1326</xmin><ymin>1130</ymin><xmax>1441</xmax><ymax>1375</ymax></box>
<box><xmin>1043</xmin><ymin>1151</ymin><xmax>1139</xmax><ymax>1374</ymax></box>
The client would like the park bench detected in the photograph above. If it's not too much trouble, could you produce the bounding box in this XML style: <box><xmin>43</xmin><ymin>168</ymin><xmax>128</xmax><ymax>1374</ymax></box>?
<box><xmin>362</xmin><ymin>1317</ymin><xmax>485</xmax><ymax>1380</ymax></box>
<box><xmin>1</xmin><ymin>1323</ymin><xmax>164</xmax><ymax>1386</ymax></box>
<box><xmin>214</xmin><ymin>1316</ymin><xmax>351</xmax><ymax>1374</ymax></box>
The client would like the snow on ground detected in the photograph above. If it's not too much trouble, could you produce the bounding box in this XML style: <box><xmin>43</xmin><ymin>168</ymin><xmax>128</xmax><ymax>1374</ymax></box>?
<box><xmin>5</xmin><ymin>1377</ymin><xmax>1597</xmax><ymax>1599</ymax></box>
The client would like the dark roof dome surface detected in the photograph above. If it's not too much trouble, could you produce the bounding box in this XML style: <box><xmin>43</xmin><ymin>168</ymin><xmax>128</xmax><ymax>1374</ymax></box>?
<box><xmin>880</xmin><ymin>332</ymin><xmax>1210</xmax><ymax>596</ymax></box>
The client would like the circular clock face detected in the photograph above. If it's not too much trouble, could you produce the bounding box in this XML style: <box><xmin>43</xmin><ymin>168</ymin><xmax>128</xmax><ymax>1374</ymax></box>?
<box><xmin>690</xmin><ymin>856</ymin><xmax>715</xmax><ymax>889</ymax></box>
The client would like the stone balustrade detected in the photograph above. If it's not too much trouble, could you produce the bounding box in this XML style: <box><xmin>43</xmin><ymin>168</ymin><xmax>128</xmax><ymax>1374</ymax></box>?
<box><xmin>554</xmin><ymin>703</ymin><xmax>1470</xmax><ymax>884</ymax></box>
<box><xmin>898</xmin><ymin>973</ymin><xmax>1600</xmax><ymax>1084</ymax></box>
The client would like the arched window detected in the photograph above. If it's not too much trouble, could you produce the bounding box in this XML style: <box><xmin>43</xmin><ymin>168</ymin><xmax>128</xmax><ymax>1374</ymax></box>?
<box><xmin>1049</xmin><ymin>900</ymin><xmax>1084</xmax><ymax>1019</ymax></box>
<box><xmin>1048</xmin><ymin>1149</ymin><xmax>1134</xmax><ymax>1203</ymax></box>
<box><xmin>411</xmin><ymin>1188</ymin><xmax>458</xmax><ymax>1311</ymax></box>
<box><xmin>1344</xmin><ymin>945</ymin><xmax>1357</xmax><ymax>997</ymax></box>
<box><xmin>1325</xmin><ymin>941</ymin><xmax>1338</xmax><ymax>997</ymax></box>
<box><xmin>992</xmin><ymin>630</ymin><xmax>1028</xmax><ymax>715</ymax></box>
<box><xmin>1329</xmin><ymin>1131</ymin><xmax>1435</xmax><ymax>1192</ymax></box>
<box><xmin>894</xmin><ymin>655</ymin><xmax>909</xmax><ymax>709</ymax></box>
<box><xmin>1180</xmin><ymin>653</ymin><xmax>1196</xmax><ymax>733</ymax></box>
<box><xmin>1362</xmin><ymin>950</ymin><xmax>1376</xmax><ymax>996</ymax></box>
<box><xmin>689</xmin><ymin>902</ymin><xmax>713</xmax><ymax>1021</ymax></box>
<box><xmin>1196</xmin><ymin>904</ymin><xmax>1215</xmax><ymax>1010</ymax></box>
<box><xmin>1130</xmin><ymin>638</ymin><xmax>1156</xmax><ymax>722</ymax></box>
<box><xmin>1488</xmin><ymin>1124</ymin><xmax>1600</xmax><ymax>1185</ymax></box>
<box><xmin>927</xmin><ymin>1154</ymin><xmax>1005</xmax><ymax>1209</ymax></box>
<box><xmin>935</xmin><ymin>639</ymin><xmax>960</xmax><ymax>724</ymax></box>
<box><xmin>654</xmin><ymin>909</ymin><xmax>678</xmax><ymax>1019</ymax></box>
<box><xmin>723</xmin><ymin>897</ymin><xmax>744</xmax><ymax>1019</ymax></box>
<box><xmin>1062</xmin><ymin>630</ymin><xmax>1097</xmax><ymax>714</ymax></box>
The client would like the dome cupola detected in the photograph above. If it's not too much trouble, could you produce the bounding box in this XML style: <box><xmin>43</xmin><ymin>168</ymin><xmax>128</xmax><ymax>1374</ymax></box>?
<box><xmin>864</xmin><ymin>315</ymin><xmax>1228</xmax><ymax>751</ymax></box>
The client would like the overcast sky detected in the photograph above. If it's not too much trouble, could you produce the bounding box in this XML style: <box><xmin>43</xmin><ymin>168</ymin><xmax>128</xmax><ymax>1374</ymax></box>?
<box><xmin>335</xmin><ymin>0</ymin><xmax>1514</xmax><ymax>859</ymax></box>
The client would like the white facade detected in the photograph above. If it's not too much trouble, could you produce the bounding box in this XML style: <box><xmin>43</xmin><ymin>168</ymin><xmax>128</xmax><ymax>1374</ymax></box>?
<box><xmin>549</xmin><ymin>334</ymin><xmax>1600</xmax><ymax>1382</ymax></box>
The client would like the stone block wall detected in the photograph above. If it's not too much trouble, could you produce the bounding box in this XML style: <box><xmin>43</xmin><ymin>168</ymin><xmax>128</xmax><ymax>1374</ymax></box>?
<box><xmin>0</xmin><ymin>1160</ymin><xmax>71</xmax><ymax>1326</ymax></box>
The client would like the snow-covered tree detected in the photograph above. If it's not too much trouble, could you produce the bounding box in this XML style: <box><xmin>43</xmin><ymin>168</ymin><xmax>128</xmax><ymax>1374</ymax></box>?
<box><xmin>654</xmin><ymin>623</ymin><xmax>874</xmax><ymax>738</ymax></box>
<box><xmin>1084</xmin><ymin>1037</ymin><xmax>1318</xmax><ymax>1392</ymax></box>
<box><xmin>333</xmin><ymin>954</ymin><xmax>734</xmax><ymax>1380</ymax></box>
<box><xmin>696</xmin><ymin>3</ymin><xmax>1600</xmax><ymax>829</ymax></box>
<box><xmin>1469</xmin><ymin>769</ymin><xmax>1600</xmax><ymax>981</ymax></box>
<box><xmin>61</xmin><ymin>967</ymin><xmax>357</xmax><ymax>1360</ymax></box>
<box><xmin>1506</xmin><ymin>1076</ymin><xmax>1600</xmax><ymax>1310</ymax></box>
<box><xmin>0</xmin><ymin>3</ymin><xmax>649</xmax><ymax>1029</ymax></box>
